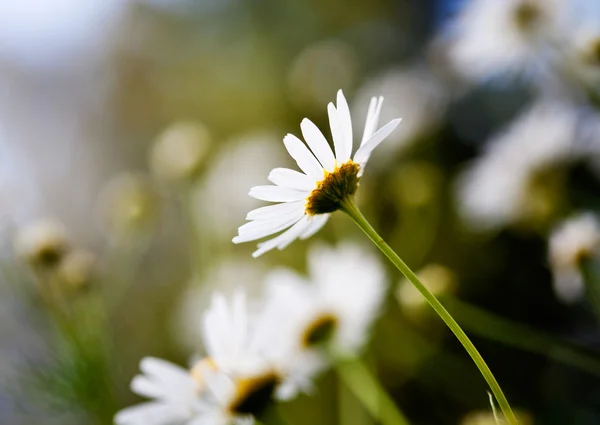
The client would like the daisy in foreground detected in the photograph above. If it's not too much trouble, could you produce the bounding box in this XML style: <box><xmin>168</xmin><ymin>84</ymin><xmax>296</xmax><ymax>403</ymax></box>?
<box><xmin>116</xmin><ymin>293</ymin><xmax>295</xmax><ymax>425</ymax></box>
<box><xmin>233</xmin><ymin>91</ymin><xmax>520</xmax><ymax>424</ymax></box>
<box><xmin>232</xmin><ymin>89</ymin><xmax>401</xmax><ymax>257</ymax></box>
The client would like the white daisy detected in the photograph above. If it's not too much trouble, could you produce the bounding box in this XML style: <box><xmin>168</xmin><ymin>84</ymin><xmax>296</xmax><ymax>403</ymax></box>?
<box><xmin>114</xmin><ymin>357</ymin><xmax>203</xmax><ymax>425</ymax></box>
<box><xmin>260</xmin><ymin>242</ymin><xmax>386</xmax><ymax>384</ymax></box>
<box><xmin>232</xmin><ymin>89</ymin><xmax>401</xmax><ymax>257</ymax></box>
<box><xmin>200</xmin><ymin>291</ymin><xmax>297</xmax><ymax>416</ymax></box>
<box><xmin>446</xmin><ymin>0</ymin><xmax>564</xmax><ymax>82</ymax></box>
<box><xmin>456</xmin><ymin>100</ymin><xmax>579</xmax><ymax>230</ymax></box>
<box><xmin>548</xmin><ymin>213</ymin><xmax>600</xmax><ymax>303</ymax></box>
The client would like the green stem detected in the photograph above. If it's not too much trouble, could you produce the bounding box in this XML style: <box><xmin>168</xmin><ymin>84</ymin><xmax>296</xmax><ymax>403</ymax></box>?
<box><xmin>336</xmin><ymin>357</ymin><xmax>411</xmax><ymax>425</ymax></box>
<box><xmin>340</xmin><ymin>197</ymin><xmax>518</xmax><ymax>425</ymax></box>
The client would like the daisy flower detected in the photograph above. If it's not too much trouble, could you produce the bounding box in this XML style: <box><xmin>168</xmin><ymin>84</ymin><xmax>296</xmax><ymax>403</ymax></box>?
<box><xmin>114</xmin><ymin>357</ymin><xmax>203</xmax><ymax>425</ymax></box>
<box><xmin>548</xmin><ymin>213</ymin><xmax>600</xmax><ymax>303</ymax></box>
<box><xmin>232</xmin><ymin>89</ymin><xmax>401</xmax><ymax>257</ymax></box>
<box><xmin>456</xmin><ymin>100</ymin><xmax>579</xmax><ymax>230</ymax></box>
<box><xmin>200</xmin><ymin>291</ymin><xmax>299</xmax><ymax>418</ymax></box>
<box><xmin>446</xmin><ymin>0</ymin><xmax>564</xmax><ymax>82</ymax></box>
<box><xmin>260</xmin><ymin>242</ymin><xmax>386</xmax><ymax>380</ymax></box>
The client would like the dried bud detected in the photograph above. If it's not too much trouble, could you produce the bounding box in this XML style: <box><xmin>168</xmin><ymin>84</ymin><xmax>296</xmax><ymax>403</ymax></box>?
<box><xmin>149</xmin><ymin>121</ymin><xmax>211</xmax><ymax>182</ymax></box>
<box><xmin>14</xmin><ymin>219</ymin><xmax>68</xmax><ymax>268</ymax></box>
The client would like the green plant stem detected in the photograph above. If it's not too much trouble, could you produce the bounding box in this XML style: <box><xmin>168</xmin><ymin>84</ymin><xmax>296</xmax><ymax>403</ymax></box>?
<box><xmin>445</xmin><ymin>297</ymin><xmax>600</xmax><ymax>378</ymax></box>
<box><xmin>336</xmin><ymin>357</ymin><xmax>411</xmax><ymax>425</ymax></box>
<box><xmin>340</xmin><ymin>197</ymin><xmax>518</xmax><ymax>425</ymax></box>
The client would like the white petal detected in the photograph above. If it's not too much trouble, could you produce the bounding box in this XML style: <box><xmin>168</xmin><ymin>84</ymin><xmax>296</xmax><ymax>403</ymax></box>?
<box><xmin>299</xmin><ymin>214</ymin><xmax>330</xmax><ymax>240</ymax></box>
<box><xmin>252</xmin><ymin>216</ymin><xmax>310</xmax><ymax>257</ymax></box>
<box><xmin>353</xmin><ymin>118</ymin><xmax>402</xmax><ymax>165</ymax></box>
<box><xmin>300</xmin><ymin>118</ymin><xmax>336</xmax><ymax>172</ymax></box>
<box><xmin>233</xmin><ymin>210</ymin><xmax>305</xmax><ymax>243</ymax></box>
<box><xmin>360</xmin><ymin>96</ymin><xmax>383</xmax><ymax>146</ymax></box>
<box><xmin>115</xmin><ymin>402</ymin><xmax>185</xmax><ymax>425</ymax></box>
<box><xmin>131</xmin><ymin>376</ymin><xmax>163</xmax><ymax>399</ymax></box>
<box><xmin>283</xmin><ymin>134</ymin><xmax>324</xmax><ymax>180</ymax></box>
<box><xmin>246</xmin><ymin>201</ymin><xmax>304</xmax><ymax>221</ymax></box>
<box><xmin>336</xmin><ymin>89</ymin><xmax>353</xmax><ymax>161</ymax></box>
<box><xmin>327</xmin><ymin>103</ymin><xmax>346</xmax><ymax>164</ymax></box>
<box><xmin>249</xmin><ymin>185</ymin><xmax>309</xmax><ymax>202</ymax></box>
<box><xmin>268</xmin><ymin>168</ymin><xmax>315</xmax><ymax>191</ymax></box>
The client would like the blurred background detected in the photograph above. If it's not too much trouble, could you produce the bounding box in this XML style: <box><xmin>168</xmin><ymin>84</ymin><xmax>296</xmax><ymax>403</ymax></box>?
<box><xmin>2</xmin><ymin>0</ymin><xmax>600</xmax><ymax>424</ymax></box>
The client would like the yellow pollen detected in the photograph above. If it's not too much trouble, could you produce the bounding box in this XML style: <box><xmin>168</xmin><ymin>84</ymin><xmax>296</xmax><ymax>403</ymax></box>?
<box><xmin>305</xmin><ymin>161</ymin><xmax>360</xmax><ymax>216</ymax></box>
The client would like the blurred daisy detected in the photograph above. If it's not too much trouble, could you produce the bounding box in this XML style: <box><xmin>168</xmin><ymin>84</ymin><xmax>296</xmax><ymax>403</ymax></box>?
<box><xmin>201</xmin><ymin>291</ymin><xmax>298</xmax><ymax>412</ymax></box>
<box><xmin>14</xmin><ymin>218</ymin><xmax>69</xmax><ymax>268</ymax></box>
<box><xmin>260</xmin><ymin>243</ymin><xmax>386</xmax><ymax>386</ymax></box>
<box><xmin>233</xmin><ymin>90</ymin><xmax>401</xmax><ymax>257</ymax></box>
<box><xmin>548</xmin><ymin>213</ymin><xmax>600</xmax><ymax>303</ymax></box>
<box><xmin>447</xmin><ymin>0</ymin><xmax>564</xmax><ymax>82</ymax></box>
<box><xmin>456</xmin><ymin>100</ymin><xmax>579</xmax><ymax>230</ymax></box>
<box><xmin>114</xmin><ymin>357</ymin><xmax>203</xmax><ymax>425</ymax></box>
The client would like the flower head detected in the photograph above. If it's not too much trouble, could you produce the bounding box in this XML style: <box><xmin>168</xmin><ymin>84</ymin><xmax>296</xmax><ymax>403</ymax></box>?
<box><xmin>446</xmin><ymin>0</ymin><xmax>564</xmax><ymax>82</ymax></box>
<box><xmin>232</xmin><ymin>90</ymin><xmax>401</xmax><ymax>257</ymax></box>
<box><xmin>548</xmin><ymin>212</ymin><xmax>600</xmax><ymax>303</ymax></box>
<box><xmin>456</xmin><ymin>100</ymin><xmax>579</xmax><ymax>230</ymax></box>
<box><xmin>260</xmin><ymin>242</ymin><xmax>386</xmax><ymax>388</ymax></box>
<box><xmin>14</xmin><ymin>218</ymin><xmax>69</xmax><ymax>268</ymax></box>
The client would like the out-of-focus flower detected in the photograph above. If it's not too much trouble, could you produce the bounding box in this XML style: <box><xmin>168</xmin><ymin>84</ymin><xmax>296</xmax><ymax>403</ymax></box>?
<box><xmin>97</xmin><ymin>173</ymin><xmax>158</xmax><ymax>236</ymax></box>
<box><xmin>456</xmin><ymin>100</ymin><xmax>579</xmax><ymax>230</ymax></box>
<box><xmin>461</xmin><ymin>409</ymin><xmax>533</xmax><ymax>425</ymax></box>
<box><xmin>548</xmin><ymin>213</ymin><xmax>600</xmax><ymax>303</ymax></box>
<box><xmin>260</xmin><ymin>242</ymin><xmax>386</xmax><ymax>395</ymax></box>
<box><xmin>288</xmin><ymin>39</ymin><xmax>359</xmax><ymax>112</ymax></box>
<box><xmin>149</xmin><ymin>121</ymin><xmax>211</xmax><ymax>183</ymax></box>
<box><xmin>197</xmin><ymin>131</ymin><xmax>287</xmax><ymax>239</ymax></box>
<box><xmin>201</xmin><ymin>292</ymin><xmax>289</xmax><ymax>407</ymax></box>
<box><xmin>446</xmin><ymin>0</ymin><xmax>564</xmax><ymax>82</ymax></box>
<box><xmin>353</xmin><ymin>66</ymin><xmax>447</xmax><ymax>165</ymax></box>
<box><xmin>56</xmin><ymin>249</ymin><xmax>97</xmax><ymax>290</ymax></box>
<box><xmin>233</xmin><ymin>90</ymin><xmax>401</xmax><ymax>257</ymax></box>
<box><xmin>114</xmin><ymin>357</ymin><xmax>202</xmax><ymax>425</ymax></box>
<box><xmin>567</xmin><ymin>26</ymin><xmax>600</xmax><ymax>87</ymax></box>
<box><xmin>14</xmin><ymin>218</ymin><xmax>69</xmax><ymax>268</ymax></box>
<box><xmin>397</xmin><ymin>263</ymin><xmax>456</xmax><ymax>313</ymax></box>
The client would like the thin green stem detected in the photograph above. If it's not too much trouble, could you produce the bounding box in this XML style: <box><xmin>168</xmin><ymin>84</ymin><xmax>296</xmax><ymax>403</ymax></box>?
<box><xmin>336</xmin><ymin>357</ymin><xmax>411</xmax><ymax>425</ymax></box>
<box><xmin>340</xmin><ymin>197</ymin><xmax>518</xmax><ymax>425</ymax></box>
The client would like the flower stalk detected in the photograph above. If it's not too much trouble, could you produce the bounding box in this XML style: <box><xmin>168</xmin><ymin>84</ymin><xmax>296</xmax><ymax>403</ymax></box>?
<box><xmin>340</xmin><ymin>196</ymin><xmax>519</xmax><ymax>425</ymax></box>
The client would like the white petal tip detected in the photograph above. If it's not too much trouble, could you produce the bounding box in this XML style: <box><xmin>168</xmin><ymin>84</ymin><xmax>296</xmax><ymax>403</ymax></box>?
<box><xmin>232</xmin><ymin>236</ymin><xmax>241</xmax><ymax>244</ymax></box>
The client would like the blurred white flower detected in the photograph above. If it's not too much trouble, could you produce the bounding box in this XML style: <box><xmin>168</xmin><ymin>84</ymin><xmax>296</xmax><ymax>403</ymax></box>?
<box><xmin>233</xmin><ymin>90</ymin><xmax>401</xmax><ymax>257</ymax></box>
<box><xmin>548</xmin><ymin>213</ymin><xmax>600</xmax><ymax>303</ymax></box>
<box><xmin>200</xmin><ymin>291</ymin><xmax>292</xmax><ymax>419</ymax></box>
<box><xmin>456</xmin><ymin>100</ymin><xmax>579</xmax><ymax>230</ymax></box>
<box><xmin>447</xmin><ymin>0</ymin><xmax>564</xmax><ymax>82</ymax></box>
<box><xmin>14</xmin><ymin>218</ymin><xmax>69</xmax><ymax>268</ymax></box>
<box><xmin>114</xmin><ymin>357</ymin><xmax>203</xmax><ymax>425</ymax></box>
<box><xmin>260</xmin><ymin>242</ymin><xmax>386</xmax><ymax>395</ymax></box>
<box><xmin>353</xmin><ymin>66</ymin><xmax>447</xmax><ymax>164</ymax></box>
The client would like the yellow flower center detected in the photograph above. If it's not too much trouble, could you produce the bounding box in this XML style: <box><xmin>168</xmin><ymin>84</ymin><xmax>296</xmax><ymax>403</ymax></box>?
<box><xmin>305</xmin><ymin>161</ymin><xmax>360</xmax><ymax>215</ymax></box>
